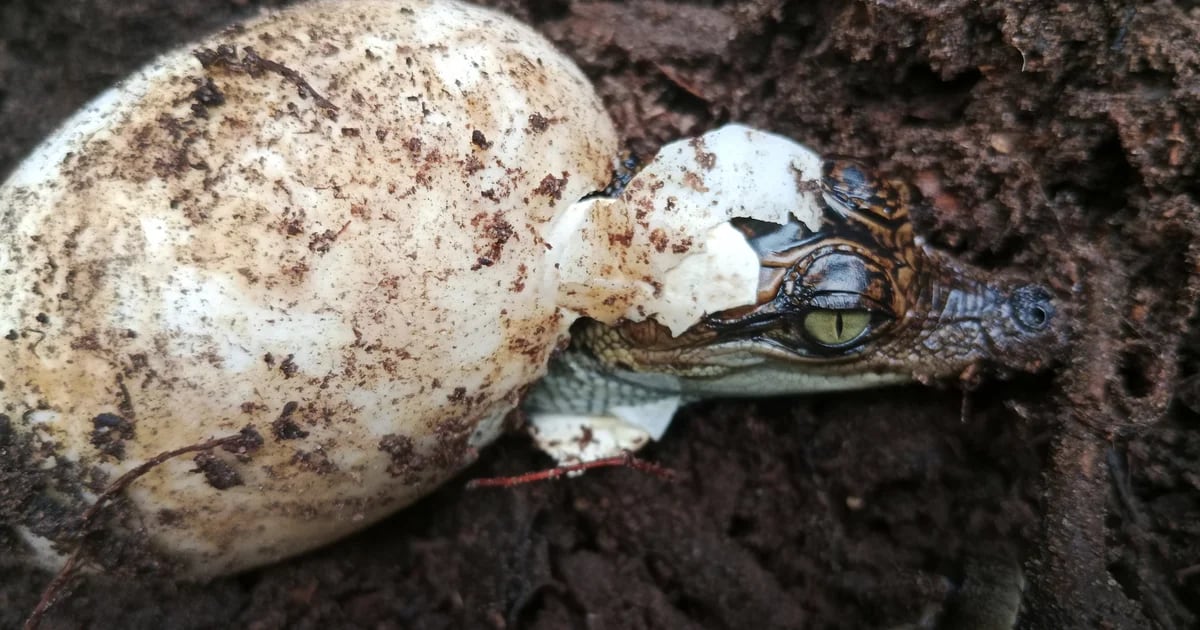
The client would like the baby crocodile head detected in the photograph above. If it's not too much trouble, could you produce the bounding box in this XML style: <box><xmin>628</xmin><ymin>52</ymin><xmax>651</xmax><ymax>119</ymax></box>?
<box><xmin>566</xmin><ymin>160</ymin><xmax>1064</xmax><ymax>397</ymax></box>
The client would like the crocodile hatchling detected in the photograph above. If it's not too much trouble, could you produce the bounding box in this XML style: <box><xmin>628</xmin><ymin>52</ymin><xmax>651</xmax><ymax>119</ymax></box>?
<box><xmin>525</xmin><ymin>160</ymin><xmax>1059</xmax><ymax>462</ymax></box>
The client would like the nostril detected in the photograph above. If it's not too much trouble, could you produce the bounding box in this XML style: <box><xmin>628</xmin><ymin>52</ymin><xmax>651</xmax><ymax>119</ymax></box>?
<box><xmin>1011</xmin><ymin>284</ymin><xmax>1055</xmax><ymax>332</ymax></box>
<box><xmin>1025</xmin><ymin>305</ymin><xmax>1049</xmax><ymax>327</ymax></box>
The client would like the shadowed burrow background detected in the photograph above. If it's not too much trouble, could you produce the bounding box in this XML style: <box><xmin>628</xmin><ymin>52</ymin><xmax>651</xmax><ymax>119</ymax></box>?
<box><xmin>2</xmin><ymin>1</ymin><xmax>1199</xmax><ymax>628</ymax></box>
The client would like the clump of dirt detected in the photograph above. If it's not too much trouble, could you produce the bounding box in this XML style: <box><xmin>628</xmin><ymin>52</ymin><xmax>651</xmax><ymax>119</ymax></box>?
<box><xmin>2</xmin><ymin>1</ymin><xmax>1199</xmax><ymax>628</ymax></box>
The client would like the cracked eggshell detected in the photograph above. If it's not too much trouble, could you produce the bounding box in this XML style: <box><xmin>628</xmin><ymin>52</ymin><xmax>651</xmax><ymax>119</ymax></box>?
<box><xmin>0</xmin><ymin>0</ymin><xmax>618</xmax><ymax>577</ymax></box>
<box><xmin>554</xmin><ymin>124</ymin><xmax>825</xmax><ymax>335</ymax></box>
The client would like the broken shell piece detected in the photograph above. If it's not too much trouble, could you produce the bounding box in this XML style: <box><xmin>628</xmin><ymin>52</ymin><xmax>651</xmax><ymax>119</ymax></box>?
<box><xmin>527</xmin><ymin>414</ymin><xmax>652</xmax><ymax>466</ymax></box>
<box><xmin>554</xmin><ymin>124</ymin><xmax>825</xmax><ymax>334</ymax></box>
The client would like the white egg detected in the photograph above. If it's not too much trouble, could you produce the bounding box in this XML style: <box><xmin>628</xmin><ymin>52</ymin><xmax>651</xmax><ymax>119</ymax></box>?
<box><xmin>1</xmin><ymin>0</ymin><xmax>621</xmax><ymax>577</ymax></box>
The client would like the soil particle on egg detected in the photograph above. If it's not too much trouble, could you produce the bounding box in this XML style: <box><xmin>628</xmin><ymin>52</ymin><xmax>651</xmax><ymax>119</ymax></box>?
<box><xmin>90</xmin><ymin>413</ymin><xmax>136</xmax><ymax>460</ymax></box>
<box><xmin>471</xmin><ymin>129</ymin><xmax>493</xmax><ymax>149</ymax></box>
<box><xmin>532</xmin><ymin>172</ymin><xmax>569</xmax><ymax>200</ymax></box>
<box><xmin>193</xmin><ymin>452</ymin><xmax>245</xmax><ymax>490</ymax></box>
<box><xmin>3</xmin><ymin>1</ymin><xmax>1200</xmax><ymax>629</ymax></box>
<box><xmin>271</xmin><ymin>402</ymin><xmax>309</xmax><ymax>441</ymax></box>
<box><xmin>194</xmin><ymin>44</ymin><xmax>339</xmax><ymax>113</ymax></box>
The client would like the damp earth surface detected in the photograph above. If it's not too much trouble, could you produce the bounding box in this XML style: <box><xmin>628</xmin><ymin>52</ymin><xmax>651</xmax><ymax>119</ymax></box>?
<box><xmin>2</xmin><ymin>1</ymin><xmax>1199</xmax><ymax>628</ymax></box>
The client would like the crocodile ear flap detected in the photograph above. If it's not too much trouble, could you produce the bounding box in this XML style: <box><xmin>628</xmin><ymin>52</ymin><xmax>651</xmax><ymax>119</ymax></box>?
<box><xmin>821</xmin><ymin>160</ymin><xmax>911</xmax><ymax>222</ymax></box>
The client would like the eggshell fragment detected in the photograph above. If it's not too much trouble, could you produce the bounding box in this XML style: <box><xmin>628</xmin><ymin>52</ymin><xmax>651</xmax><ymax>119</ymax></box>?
<box><xmin>554</xmin><ymin>124</ymin><xmax>825</xmax><ymax>335</ymax></box>
<box><xmin>1</xmin><ymin>0</ymin><xmax>618</xmax><ymax>577</ymax></box>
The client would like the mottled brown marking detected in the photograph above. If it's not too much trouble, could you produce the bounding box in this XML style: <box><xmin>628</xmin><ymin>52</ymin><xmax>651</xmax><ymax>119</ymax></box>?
<box><xmin>633</xmin><ymin>197</ymin><xmax>652</xmax><ymax>222</ymax></box>
<box><xmin>146</xmin><ymin>113</ymin><xmax>208</xmax><ymax>184</ymax></box>
<box><xmin>279</xmin><ymin>209</ymin><xmax>306</xmax><ymax>236</ymax></box>
<box><xmin>194</xmin><ymin>44</ymin><xmax>338</xmax><ymax>114</ymax></box>
<box><xmin>469</xmin><ymin>211</ymin><xmax>516</xmax><ymax>271</ymax></box>
<box><xmin>308</xmin><ymin>223</ymin><xmax>350</xmax><ymax>254</ymax></box>
<box><xmin>608</xmin><ymin>229</ymin><xmax>634</xmax><ymax>247</ymax></box>
<box><xmin>70</xmin><ymin>333</ymin><xmax>102</xmax><ymax>351</ymax></box>
<box><xmin>682</xmin><ymin>169</ymin><xmax>716</xmax><ymax>193</ymax></box>
<box><xmin>533</xmin><ymin>172</ymin><xmax>569</xmax><ymax>200</ymax></box>
<box><xmin>124</xmin><ymin>352</ymin><xmax>149</xmax><ymax>377</ymax></box>
<box><xmin>461</xmin><ymin>154</ymin><xmax>484</xmax><ymax>175</ymax></box>
<box><xmin>90</xmin><ymin>413</ymin><xmax>135</xmax><ymax>460</ymax></box>
<box><xmin>649</xmin><ymin>228</ymin><xmax>669</xmax><ymax>253</ymax></box>
<box><xmin>157</xmin><ymin>510</ymin><xmax>183</xmax><ymax>526</ymax></box>
<box><xmin>189</xmin><ymin>77</ymin><xmax>225</xmax><ymax>118</ymax></box>
<box><xmin>510</xmin><ymin>263</ymin><xmax>527</xmax><ymax>293</ymax></box>
<box><xmin>688</xmin><ymin>137</ymin><xmax>716</xmax><ymax>170</ymax></box>
<box><xmin>378</xmin><ymin>433</ymin><xmax>420</xmax><ymax>482</ymax></box>
<box><xmin>527</xmin><ymin>112</ymin><xmax>552</xmax><ymax>132</ymax></box>
<box><xmin>291</xmin><ymin>449</ymin><xmax>337</xmax><ymax>474</ymax></box>
<box><xmin>471</xmin><ymin>129</ymin><xmax>492</xmax><ymax>149</ymax></box>
<box><xmin>237</xmin><ymin>267</ymin><xmax>260</xmax><ymax>284</ymax></box>
<box><xmin>279</xmin><ymin>354</ymin><xmax>299</xmax><ymax>378</ymax></box>
<box><xmin>221</xmin><ymin>425</ymin><xmax>264</xmax><ymax>461</ymax></box>
<box><xmin>192</xmin><ymin>452</ymin><xmax>243</xmax><ymax>490</ymax></box>
<box><xmin>428</xmin><ymin>414</ymin><xmax>474</xmax><ymax>469</ymax></box>
<box><xmin>271</xmin><ymin>401</ymin><xmax>308</xmax><ymax>440</ymax></box>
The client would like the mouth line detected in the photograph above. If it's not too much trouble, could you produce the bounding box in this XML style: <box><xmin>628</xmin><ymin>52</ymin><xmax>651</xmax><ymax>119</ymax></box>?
<box><xmin>673</xmin><ymin>336</ymin><xmax>870</xmax><ymax>368</ymax></box>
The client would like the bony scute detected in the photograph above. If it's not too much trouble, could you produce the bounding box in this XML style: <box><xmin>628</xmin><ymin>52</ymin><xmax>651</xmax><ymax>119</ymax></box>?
<box><xmin>0</xmin><ymin>0</ymin><xmax>1062</xmax><ymax>579</ymax></box>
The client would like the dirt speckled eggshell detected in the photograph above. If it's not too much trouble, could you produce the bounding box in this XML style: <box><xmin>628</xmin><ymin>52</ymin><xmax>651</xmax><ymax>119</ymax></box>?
<box><xmin>0</xmin><ymin>0</ymin><xmax>618</xmax><ymax>577</ymax></box>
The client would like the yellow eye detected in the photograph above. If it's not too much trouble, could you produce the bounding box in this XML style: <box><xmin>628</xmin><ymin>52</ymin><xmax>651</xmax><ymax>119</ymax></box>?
<box><xmin>802</xmin><ymin>309</ymin><xmax>871</xmax><ymax>346</ymax></box>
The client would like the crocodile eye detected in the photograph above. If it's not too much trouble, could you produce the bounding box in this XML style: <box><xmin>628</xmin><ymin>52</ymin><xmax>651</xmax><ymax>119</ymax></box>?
<box><xmin>802</xmin><ymin>309</ymin><xmax>871</xmax><ymax>347</ymax></box>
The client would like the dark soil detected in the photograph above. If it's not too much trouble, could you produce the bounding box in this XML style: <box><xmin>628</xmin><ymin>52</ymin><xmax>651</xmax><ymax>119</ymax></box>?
<box><xmin>2</xmin><ymin>1</ymin><xmax>1198</xmax><ymax>628</ymax></box>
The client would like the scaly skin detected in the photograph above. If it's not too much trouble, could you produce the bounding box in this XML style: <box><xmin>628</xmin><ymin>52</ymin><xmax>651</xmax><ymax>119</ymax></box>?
<box><xmin>528</xmin><ymin>160</ymin><xmax>1064</xmax><ymax>415</ymax></box>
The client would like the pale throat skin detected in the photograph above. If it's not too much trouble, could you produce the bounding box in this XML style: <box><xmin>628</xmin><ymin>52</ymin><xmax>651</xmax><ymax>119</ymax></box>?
<box><xmin>525</xmin><ymin>160</ymin><xmax>1064</xmax><ymax>447</ymax></box>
